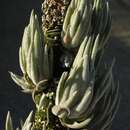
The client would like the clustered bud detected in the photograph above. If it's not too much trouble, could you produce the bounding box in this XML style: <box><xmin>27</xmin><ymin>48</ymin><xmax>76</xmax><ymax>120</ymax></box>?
<box><xmin>52</xmin><ymin>34</ymin><xmax>120</xmax><ymax>129</ymax></box>
<box><xmin>6</xmin><ymin>111</ymin><xmax>34</xmax><ymax>130</ymax></box>
<box><xmin>10</xmin><ymin>10</ymin><xmax>53</xmax><ymax>94</ymax></box>
<box><xmin>62</xmin><ymin>0</ymin><xmax>92</xmax><ymax>48</ymax></box>
<box><xmin>62</xmin><ymin>0</ymin><xmax>111</xmax><ymax>48</ymax></box>
<box><xmin>52</xmin><ymin>0</ymin><xmax>120</xmax><ymax>129</ymax></box>
<box><xmin>7</xmin><ymin>0</ymin><xmax>120</xmax><ymax>130</ymax></box>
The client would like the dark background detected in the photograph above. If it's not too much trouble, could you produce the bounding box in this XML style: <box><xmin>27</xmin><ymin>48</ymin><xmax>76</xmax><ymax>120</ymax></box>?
<box><xmin>0</xmin><ymin>0</ymin><xmax>130</xmax><ymax>129</ymax></box>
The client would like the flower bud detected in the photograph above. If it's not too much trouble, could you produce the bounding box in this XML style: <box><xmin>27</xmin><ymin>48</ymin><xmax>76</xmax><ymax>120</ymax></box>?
<box><xmin>52</xmin><ymin>34</ymin><xmax>120</xmax><ymax>129</ymax></box>
<box><xmin>62</xmin><ymin>0</ymin><xmax>92</xmax><ymax>48</ymax></box>
<box><xmin>10</xmin><ymin>10</ymin><xmax>53</xmax><ymax>93</ymax></box>
<box><xmin>5</xmin><ymin>111</ymin><xmax>33</xmax><ymax>130</ymax></box>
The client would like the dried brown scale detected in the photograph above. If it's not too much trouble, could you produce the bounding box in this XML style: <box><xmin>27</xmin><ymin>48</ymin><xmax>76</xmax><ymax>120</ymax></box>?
<box><xmin>42</xmin><ymin>0</ymin><xmax>70</xmax><ymax>43</ymax></box>
<box><xmin>42</xmin><ymin>0</ymin><xmax>68</xmax><ymax>30</ymax></box>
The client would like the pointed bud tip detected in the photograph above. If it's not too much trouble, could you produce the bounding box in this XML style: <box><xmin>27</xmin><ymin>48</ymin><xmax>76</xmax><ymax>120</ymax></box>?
<box><xmin>31</xmin><ymin>9</ymin><xmax>35</xmax><ymax>16</ymax></box>
<box><xmin>8</xmin><ymin>71</ymin><xmax>13</xmax><ymax>77</ymax></box>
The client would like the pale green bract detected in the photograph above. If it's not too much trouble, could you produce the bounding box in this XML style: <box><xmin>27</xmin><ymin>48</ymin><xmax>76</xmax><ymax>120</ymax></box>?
<box><xmin>52</xmin><ymin>0</ymin><xmax>120</xmax><ymax>129</ymax></box>
<box><xmin>52</xmin><ymin>34</ymin><xmax>120</xmax><ymax>129</ymax></box>
<box><xmin>9</xmin><ymin>10</ymin><xmax>53</xmax><ymax>94</ymax></box>
<box><xmin>5</xmin><ymin>111</ymin><xmax>47</xmax><ymax>130</ymax></box>
<box><xmin>5</xmin><ymin>112</ymin><xmax>13</xmax><ymax>130</ymax></box>
<box><xmin>62</xmin><ymin>0</ymin><xmax>111</xmax><ymax>48</ymax></box>
<box><xmin>5</xmin><ymin>111</ymin><xmax>33</xmax><ymax>130</ymax></box>
<box><xmin>62</xmin><ymin>0</ymin><xmax>92</xmax><ymax>48</ymax></box>
<box><xmin>6</xmin><ymin>0</ymin><xmax>120</xmax><ymax>129</ymax></box>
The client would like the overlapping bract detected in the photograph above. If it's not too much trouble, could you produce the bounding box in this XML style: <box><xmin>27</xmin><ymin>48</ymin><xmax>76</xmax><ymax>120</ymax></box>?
<box><xmin>52</xmin><ymin>0</ymin><xmax>120</xmax><ymax>129</ymax></box>
<box><xmin>62</xmin><ymin>0</ymin><xmax>111</xmax><ymax>48</ymax></box>
<box><xmin>62</xmin><ymin>0</ymin><xmax>92</xmax><ymax>48</ymax></box>
<box><xmin>5</xmin><ymin>91</ymin><xmax>54</xmax><ymax>130</ymax></box>
<box><xmin>7</xmin><ymin>0</ymin><xmax>120</xmax><ymax>129</ymax></box>
<box><xmin>5</xmin><ymin>111</ymin><xmax>47</xmax><ymax>130</ymax></box>
<box><xmin>6</xmin><ymin>111</ymin><xmax>33</xmax><ymax>130</ymax></box>
<box><xmin>10</xmin><ymin>10</ymin><xmax>53</xmax><ymax>93</ymax></box>
<box><xmin>52</xmin><ymin>34</ymin><xmax>120</xmax><ymax>129</ymax></box>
